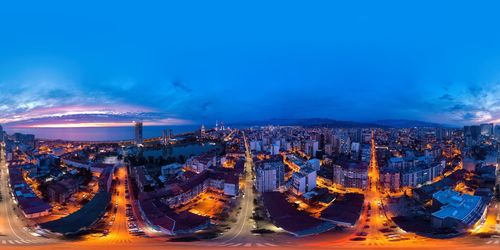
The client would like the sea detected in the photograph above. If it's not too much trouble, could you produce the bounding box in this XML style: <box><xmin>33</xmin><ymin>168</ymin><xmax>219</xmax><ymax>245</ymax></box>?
<box><xmin>4</xmin><ymin>125</ymin><xmax>201</xmax><ymax>142</ymax></box>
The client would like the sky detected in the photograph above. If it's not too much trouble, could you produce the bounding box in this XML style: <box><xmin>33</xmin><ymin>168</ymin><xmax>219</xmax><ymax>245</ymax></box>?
<box><xmin>0</xmin><ymin>0</ymin><xmax>500</xmax><ymax>128</ymax></box>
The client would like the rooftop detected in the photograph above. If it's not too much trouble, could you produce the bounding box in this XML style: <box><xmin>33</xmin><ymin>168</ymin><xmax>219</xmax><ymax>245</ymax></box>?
<box><xmin>262</xmin><ymin>192</ymin><xmax>335</xmax><ymax>237</ymax></box>
<box><xmin>432</xmin><ymin>189</ymin><xmax>485</xmax><ymax>224</ymax></box>
<box><xmin>320</xmin><ymin>193</ymin><xmax>364</xmax><ymax>226</ymax></box>
<box><xmin>41</xmin><ymin>191</ymin><xmax>111</xmax><ymax>235</ymax></box>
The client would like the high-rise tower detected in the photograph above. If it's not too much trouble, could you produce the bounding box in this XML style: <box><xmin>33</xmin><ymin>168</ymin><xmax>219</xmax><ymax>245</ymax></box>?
<box><xmin>134</xmin><ymin>121</ymin><xmax>143</xmax><ymax>145</ymax></box>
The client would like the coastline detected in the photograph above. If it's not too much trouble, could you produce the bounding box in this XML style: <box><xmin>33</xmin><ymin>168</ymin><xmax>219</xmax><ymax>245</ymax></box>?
<box><xmin>3</xmin><ymin>125</ymin><xmax>201</xmax><ymax>142</ymax></box>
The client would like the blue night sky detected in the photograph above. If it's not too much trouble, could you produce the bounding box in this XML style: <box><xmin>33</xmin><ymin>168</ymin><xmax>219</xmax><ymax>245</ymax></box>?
<box><xmin>0</xmin><ymin>0</ymin><xmax>499</xmax><ymax>128</ymax></box>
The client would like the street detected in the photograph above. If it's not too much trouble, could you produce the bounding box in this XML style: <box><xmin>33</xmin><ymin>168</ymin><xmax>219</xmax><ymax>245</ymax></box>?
<box><xmin>0</xmin><ymin>142</ymin><xmax>57</xmax><ymax>246</ymax></box>
<box><xmin>96</xmin><ymin>166</ymin><xmax>135</xmax><ymax>244</ymax></box>
<box><xmin>212</xmin><ymin>132</ymin><xmax>281</xmax><ymax>248</ymax></box>
<box><xmin>354</xmin><ymin>132</ymin><xmax>424</xmax><ymax>246</ymax></box>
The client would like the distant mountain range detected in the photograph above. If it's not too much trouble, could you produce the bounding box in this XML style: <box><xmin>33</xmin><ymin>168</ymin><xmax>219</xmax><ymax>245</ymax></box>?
<box><xmin>230</xmin><ymin>118</ymin><xmax>454</xmax><ymax>128</ymax></box>
<box><xmin>372</xmin><ymin>119</ymin><xmax>451</xmax><ymax>128</ymax></box>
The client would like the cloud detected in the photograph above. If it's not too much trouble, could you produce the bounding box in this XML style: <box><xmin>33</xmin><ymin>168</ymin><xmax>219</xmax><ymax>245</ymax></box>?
<box><xmin>171</xmin><ymin>80</ymin><xmax>192</xmax><ymax>92</ymax></box>
<box><xmin>0</xmin><ymin>79</ymin><xmax>194</xmax><ymax>127</ymax></box>
<box><xmin>4</xmin><ymin>112</ymin><xmax>193</xmax><ymax>128</ymax></box>
<box><xmin>433</xmin><ymin>82</ymin><xmax>500</xmax><ymax>124</ymax></box>
<box><xmin>462</xmin><ymin>111</ymin><xmax>492</xmax><ymax>123</ymax></box>
<box><xmin>468</xmin><ymin>86</ymin><xmax>486</xmax><ymax>98</ymax></box>
<box><xmin>439</xmin><ymin>94</ymin><xmax>454</xmax><ymax>101</ymax></box>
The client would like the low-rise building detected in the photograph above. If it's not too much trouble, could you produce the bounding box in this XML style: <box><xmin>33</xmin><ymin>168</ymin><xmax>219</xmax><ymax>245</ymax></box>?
<box><xmin>161</xmin><ymin>163</ymin><xmax>183</xmax><ymax>177</ymax></box>
<box><xmin>186</xmin><ymin>154</ymin><xmax>216</xmax><ymax>173</ymax></box>
<box><xmin>8</xmin><ymin>164</ymin><xmax>51</xmax><ymax>218</ymax></box>
<box><xmin>47</xmin><ymin>178</ymin><xmax>80</xmax><ymax>203</ymax></box>
<box><xmin>61</xmin><ymin>157</ymin><xmax>90</xmax><ymax>170</ymax></box>
<box><xmin>139</xmin><ymin>198</ymin><xmax>210</xmax><ymax>235</ymax></box>
<box><xmin>320</xmin><ymin>193</ymin><xmax>364</xmax><ymax>227</ymax></box>
<box><xmin>133</xmin><ymin>165</ymin><xmax>157</xmax><ymax>192</ymax></box>
<box><xmin>431</xmin><ymin>189</ymin><xmax>487</xmax><ymax>231</ymax></box>
<box><xmin>90</xmin><ymin>163</ymin><xmax>115</xmax><ymax>174</ymax></box>
<box><xmin>262</xmin><ymin>192</ymin><xmax>335</xmax><ymax>237</ymax></box>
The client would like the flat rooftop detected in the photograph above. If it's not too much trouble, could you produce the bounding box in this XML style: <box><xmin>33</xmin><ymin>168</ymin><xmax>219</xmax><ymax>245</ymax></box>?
<box><xmin>432</xmin><ymin>189</ymin><xmax>484</xmax><ymax>223</ymax></box>
<box><xmin>41</xmin><ymin>191</ymin><xmax>111</xmax><ymax>235</ymax></box>
<box><xmin>320</xmin><ymin>193</ymin><xmax>364</xmax><ymax>226</ymax></box>
<box><xmin>262</xmin><ymin>192</ymin><xmax>334</xmax><ymax>237</ymax></box>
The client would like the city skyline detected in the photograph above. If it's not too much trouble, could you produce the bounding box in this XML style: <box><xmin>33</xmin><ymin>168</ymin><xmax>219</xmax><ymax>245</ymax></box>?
<box><xmin>2</xmin><ymin>2</ymin><xmax>500</xmax><ymax>250</ymax></box>
<box><xmin>1</xmin><ymin>121</ymin><xmax>499</xmax><ymax>250</ymax></box>
<box><xmin>1</xmin><ymin>1</ymin><xmax>500</xmax><ymax>128</ymax></box>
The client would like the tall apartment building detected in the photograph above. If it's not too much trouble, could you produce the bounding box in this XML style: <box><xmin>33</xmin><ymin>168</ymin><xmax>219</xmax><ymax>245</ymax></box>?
<box><xmin>479</xmin><ymin>123</ymin><xmax>494</xmax><ymax>136</ymax></box>
<box><xmin>134</xmin><ymin>121</ymin><xmax>144</xmax><ymax>145</ymax></box>
<box><xmin>291</xmin><ymin>166</ymin><xmax>317</xmax><ymax>195</ymax></box>
<box><xmin>332</xmin><ymin>161</ymin><xmax>368</xmax><ymax>189</ymax></box>
<box><xmin>255</xmin><ymin>161</ymin><xmax>285</xmax><ymax>192</ymax></box>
